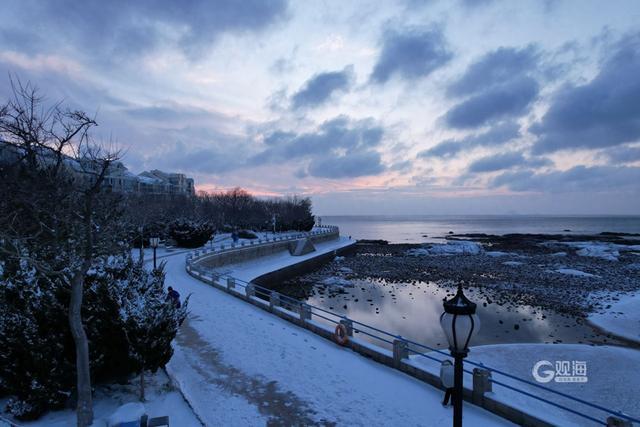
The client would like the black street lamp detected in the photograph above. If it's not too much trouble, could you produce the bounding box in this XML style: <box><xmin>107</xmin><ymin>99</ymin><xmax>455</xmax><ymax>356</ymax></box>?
<box><xmin>440</xmin><ymin>282</ymin><xmax>480</xmax><ymax>427</ymax></box>
<box><xmin>149</xmin><ymin>237</ymin><xmax>160</xmax><ymax>270</ymax></box>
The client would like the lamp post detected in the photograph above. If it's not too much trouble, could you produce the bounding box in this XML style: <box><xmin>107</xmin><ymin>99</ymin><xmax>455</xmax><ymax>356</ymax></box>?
<box><xmin>149</xmin><ymin>237</ymin><xmax>160</xmax><ymax>270</ymax></box>
<box><xmin>440</xmin><ymin>282</ymin><xmax>480</xmax><ymax>427</ymax></box>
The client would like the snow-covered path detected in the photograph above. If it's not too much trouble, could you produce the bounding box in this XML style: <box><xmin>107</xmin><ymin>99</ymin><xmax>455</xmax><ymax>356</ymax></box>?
<box><xmin>163</xmin><ymin>240</ymin><xmax>512</xmax><ymax>426</ymax></box>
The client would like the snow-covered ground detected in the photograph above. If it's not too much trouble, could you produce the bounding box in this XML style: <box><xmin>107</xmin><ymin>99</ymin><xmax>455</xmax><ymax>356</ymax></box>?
<box><xmin>412</xmin><ymin>344</ymin><xmax>640</xmax><ymax>427</ymax></box>
<box><xmin>406</xmin><ymin>240</ymin><xmax>484</xmax><ymax>256</ymax></box>
<box><xmin>588</xmin><ymin>292</ymin><xmax>640</xmax><ymax>343</ymax></box>
<box><xmin>544</xmin><ymin>241</ymin><xmax>640</xmax><ymax>262</ymax></box>
<box><xmin>163</xmin><ymin>237</ymin><xmax>512</xmax><ymax>426</ymax></box>
<box><xmin>2</xmin><ymin>370</ymin><xmax>201</xmax><ymax>427</ymax></box>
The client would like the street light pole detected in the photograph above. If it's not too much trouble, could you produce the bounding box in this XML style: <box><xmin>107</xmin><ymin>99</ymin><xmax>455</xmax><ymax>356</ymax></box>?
<box><xmin>440</xmin><ymin>282</ymin><xmax>480</xmax><ymax>427</ymax></box>
<box><xmin>150</xmin><ymin>237</ymin><xmax>160</xmax><ymax>270</ymax></box>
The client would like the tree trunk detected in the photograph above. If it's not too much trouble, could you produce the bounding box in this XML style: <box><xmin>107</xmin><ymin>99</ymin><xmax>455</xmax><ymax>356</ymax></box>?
<box><xmin>139</xmin><ymin>368</ymin><xmax>145</xmax><ymax>402</ymax></box>
<box><xmin>69</xmin><ymin>268</ymin><xmax>93</xmax><ymax>427</ymax></box>
<box><xmin>69</xmin><ymin>191</ymin><xmax>99</xmax><ymax>426</ymax></box>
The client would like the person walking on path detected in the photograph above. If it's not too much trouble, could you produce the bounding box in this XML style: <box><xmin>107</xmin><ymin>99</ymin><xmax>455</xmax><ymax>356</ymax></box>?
<box><xmin>166</xmin><ymin>286</ymin><xmax>181</xmax><ymax>308</ymax></box>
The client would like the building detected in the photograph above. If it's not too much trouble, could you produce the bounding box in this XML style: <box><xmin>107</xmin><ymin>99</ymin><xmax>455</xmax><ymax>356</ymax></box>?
<box><xmin>0</xmin><ymin>142</ymin><xmax>196</xmax><ymax>196</ymax></box>
<box><xmin>137</xmin><ymin>169</ymin><xmax>195</xmax><ymax>195</ymax></box>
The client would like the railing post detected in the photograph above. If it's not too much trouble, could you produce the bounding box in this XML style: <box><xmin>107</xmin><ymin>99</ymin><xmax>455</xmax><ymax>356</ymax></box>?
<box><xmin>270</xmin><ymin>291</ymin><xmax>281</xmax><ymax>310</ymax></box>
<box><xmin>393</xmin><ymin>338</ymin><xmax>409</xmax><ymax>368</ymax></box>
<box><xmin>607</xmin><ymin>415</ymin><xmax>633</xmax><ymax>427</ymax></box>
<box><xmin>245</xmin><ymin>283</ymin><xmax>255</xmax><ymax>298</ymax></box>
<box><xmin>227</xmin><ymin>277</ymin><xmax>235</xmax><ymax>290</ymax></box>
<box><xmin>607</xmin><ymin>417</ymin><xmax>633</xmax><ymax>427</ymax></box>
<box><xmin>299</xmin><ymin>303</ymin><xmax>312</xmax><ymax>322</ymax></box>
<box><xmin>339</xmin><ymin>318</ymin><xmax>353</xmax><ymax>336</ymax></box>
<box><xmin>472</xmin><ymin>368</ymin><xmax>492</xmax><ymax>404</ymax></box>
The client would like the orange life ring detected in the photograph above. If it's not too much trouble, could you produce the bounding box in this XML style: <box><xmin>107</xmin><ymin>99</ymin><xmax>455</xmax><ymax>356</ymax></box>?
<box><xmin>334</xmin><ymin>323</ymin><xmax>349</xmax><ymax>346</ymax></box>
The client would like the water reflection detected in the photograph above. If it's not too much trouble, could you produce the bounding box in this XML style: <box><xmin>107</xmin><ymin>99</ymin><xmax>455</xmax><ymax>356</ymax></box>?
<box><xmin>304</xmin><ymin>279</ymin><xmax>613</xmax><ymax>350</ymax></box>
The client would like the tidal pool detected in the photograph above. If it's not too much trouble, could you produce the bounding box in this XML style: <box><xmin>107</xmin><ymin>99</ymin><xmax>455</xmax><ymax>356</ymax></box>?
<box><xmin>272</xmin><ymin>277</ymin><xmax>622</xmax><ymax>351</ymax></box>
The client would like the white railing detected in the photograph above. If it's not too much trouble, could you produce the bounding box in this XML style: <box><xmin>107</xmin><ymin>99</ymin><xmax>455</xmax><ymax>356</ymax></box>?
<box><xmin>186</xmin><ymin>225</ymin><xmax>340</xmax><ymax>269</ymax></box>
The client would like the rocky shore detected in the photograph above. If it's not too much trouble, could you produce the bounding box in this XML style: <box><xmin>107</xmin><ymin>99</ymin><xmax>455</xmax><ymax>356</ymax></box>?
<box><xmin>284</xmin><ymin>233</ymin><xmax>640</xmax><ymax>318</ymax></box>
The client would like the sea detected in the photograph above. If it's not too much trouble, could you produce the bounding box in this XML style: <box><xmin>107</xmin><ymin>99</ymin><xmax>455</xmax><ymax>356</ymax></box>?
<box><xmin>320</xmin><ymin>215</ymin><xmax>640</xmax><ymax>243</ymax></box>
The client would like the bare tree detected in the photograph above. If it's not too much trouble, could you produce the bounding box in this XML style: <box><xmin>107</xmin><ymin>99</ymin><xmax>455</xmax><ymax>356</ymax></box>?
<box><xmin>0</xmin><ymin>78</ymin><xmax>121</xmax><ymax>426</ymax></box>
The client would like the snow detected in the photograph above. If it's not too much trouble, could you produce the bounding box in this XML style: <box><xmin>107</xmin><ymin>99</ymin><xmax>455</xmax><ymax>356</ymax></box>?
<box><xmin>106</xmin><ymin>402</ymin><xmax>145</xmax><ymax>426</ymax></box>
<box><xmin>161</xmin><ymin>237</ymin><xmax>510</xmax><ymax>426</ymax></box>
<box><xmin>485</xmin><ymin>251</ymin><xmax>511</xmax><ymax>257</ymax></box>
<box><xmin>407</xmin><ymin>240</ymin><xmax>483</xmax><ymax>256</ymax></box>
<box><xmin>412</xmin><ymin>344</ymin><xmax>640</xmax><ymax>427</ymax></box>
<box><xmin>588</xmin><ymin>292</ymin><xmax>640</xmax><ymax>343</ymax></box>
<box><xmin>553</xmin><ymin>268</ymin><xmax>596</xmax><ymax>277</ymax></box>
<box><xmin>320</xmin><ymin>276</ymin><xmax>353</xmax><ymax>287</ymax></box>
<box><xmin>10</xmin><ymin>370</ymin><xmax>200</xmax><ymax>427</ymax></box>
<box><xmin>548</xmin><ymin>241</ymin><xmax>640</xmax><ymax>262</ymax></box>
<box><xmin>576</xmin><ymin>245</ymin><xmax>620</xmax><ymax>261</ymax></box>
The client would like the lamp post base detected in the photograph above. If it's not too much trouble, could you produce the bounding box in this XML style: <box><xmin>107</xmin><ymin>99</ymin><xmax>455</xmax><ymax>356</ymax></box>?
<box><xmin>453</xmin><ymin>353</ymin><xmax>464</xmax><ymax>427</ymax></box>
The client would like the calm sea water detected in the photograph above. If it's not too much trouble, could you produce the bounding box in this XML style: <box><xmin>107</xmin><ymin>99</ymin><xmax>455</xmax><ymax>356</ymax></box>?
<box><xmin>320</xmin><ymin>215</ymin><xmax>640</xmax><ymax>243</ymax></box>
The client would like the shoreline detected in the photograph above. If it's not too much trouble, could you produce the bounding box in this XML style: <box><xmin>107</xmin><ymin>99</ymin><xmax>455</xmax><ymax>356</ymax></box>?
<box><xmin>267</xmin><ymin>232</ymin><xmax>640</xmax><ymax>349</ymax></box>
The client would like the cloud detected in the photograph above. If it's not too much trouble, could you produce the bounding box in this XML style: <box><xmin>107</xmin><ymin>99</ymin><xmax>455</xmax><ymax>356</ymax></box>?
<box><xmin>2</xmin><ymin>0</ymin><xmax>289</xmax><ymax>62</ymax></box>
<box><xmin>370</xmin><ymin>26</ymin><xmax>452</xmax><ymax>84</ymax></box>
<box><xmin>491</xmin><ymin>165</ymin><xmax>640</xmax><ymax>192</ymax></box>
<box><xmin>447</xmin><ymin>46</ymin><xmax>539</xmax><ymax>97</ymax></box>
<box><xmin>308</xmin><ymin>151</ymin><xmax>384</xmax><ymax>178</ymax></box>
<box><xmin>419</xmin><ymin>120</ymin><xmax>521</xmax><ymax>158</ymax></box>
<box><xmin>600</xmin><ymin>145</ymin><xmax>640</xmax><ymax>164</ymax></box>
<box><xmin>123</xmin><ymin>104</ymin><xmax>217</xmax><ymax>122</ymax></box>
<box><xmin>468</xmin><ymin>151</ymin><xmax>551</xmax><ymax>173</ymax></box>
<box><xmin>290</xmin><ymin>66</ymin><xmax>354</xmax><ymax>110</ymax></box>
<box><xmin>531</xmin><ymin>32</ymin><xmax>640</xmax><ymax>153</ymax></box>
<box><xmin>252</xmin><ymin>116</ymin><xmax>386</xmax><ymax>179</ymax></box>
<box><xmin>444</xmin><ymin>76</ymin><xmax>539</xmax><ymax>128</ymax></box>
<box><xmin>444</xmin><ymin>45</ymin><xmax>542</xmax><ymax>129</ymax></box>
<box><xmin>460</xmin><ymin>0</ymin><xmax>496</xmax><ymax>7</ymax></box>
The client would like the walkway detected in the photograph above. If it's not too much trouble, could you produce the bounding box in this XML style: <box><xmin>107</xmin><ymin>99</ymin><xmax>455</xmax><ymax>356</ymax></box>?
<box><xmin>162</xmin><ymin>238</ymin><xmax>512</xmax><ymax>426</ymax></box>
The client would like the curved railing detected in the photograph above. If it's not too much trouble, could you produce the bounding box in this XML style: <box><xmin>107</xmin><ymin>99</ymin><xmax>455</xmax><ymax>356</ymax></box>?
<box><xmin>185</xmin><ymin>225</ymin><xmax>339</xmax><ymax>269</ymax></box>
<box><xmin>184</xmin><ymin>232</ymin><xmax>638</xmax><ymax>427</ymax></box>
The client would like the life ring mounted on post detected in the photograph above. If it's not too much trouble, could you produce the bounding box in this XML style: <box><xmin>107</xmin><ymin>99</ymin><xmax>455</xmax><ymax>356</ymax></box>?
<box><xmin>334</xmin><ymin>323</ymin><xmax>349</xmax><ymax>346</ymax></box>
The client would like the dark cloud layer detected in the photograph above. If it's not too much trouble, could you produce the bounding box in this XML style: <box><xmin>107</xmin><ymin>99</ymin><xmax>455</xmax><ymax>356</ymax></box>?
<box><xmin>531</xmin><ymin>33</ymin><xmax>640</xmax><ymax>153</ymax></box>
<box><xmin>447</xmin><ymin>46</ymin><xmax>539</xmax><ymax>97</ymax></box>
<box><xmin>419</xmin><ymin>120</ymin><xmax>520</xmax><ymax>158</ymax></box>
<box><xmin>445</xmin><ymin>75</ymin><xmax>539</xmax><ymax>129</ymax></box>
<box><xmin>291</xmin><ymin>66</ymin><xmax>354</xmax><ymax>110</ymax></box>
<box><xmin>3</xmin><ymin>0</ymin><xmax>288</xmax><ymax>62</ymax></box>
<box><xmin>602</xmin><ymin>145</ymin><xmax>640</xmax><ymax>165</ymax></box>
<box><xmin>253</xmin><ymin>116</ymin><xmax>386</xmax><ymax>179</ymax></box>
<box><xmin>444</xmin><ymin>46</ymin><xmax>541</xmax><ymax>129</ymax></box>
<box><xmin>370</xmin><ymin>26</ymin><xmax>452</xmax><ymax>84</ymax></box>
<box><xmin>491</xmin><ymin>165</ymin><xmax>640</xmax><ymax>192</ymax></box>
<box><xmin>468</xmin><ymin>151</ymin><xmax>551</xmax><ymax>173</ymax></box>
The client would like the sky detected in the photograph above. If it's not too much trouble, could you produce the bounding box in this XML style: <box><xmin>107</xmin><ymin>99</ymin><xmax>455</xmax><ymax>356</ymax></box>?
<box><xmin>1</xmin><ymin>0</ymin><xmax>639</xmax><ymax>215</ymax></box>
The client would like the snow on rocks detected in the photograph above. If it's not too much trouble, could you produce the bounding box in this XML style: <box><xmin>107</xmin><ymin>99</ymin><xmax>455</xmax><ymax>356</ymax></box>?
<box><xmin>553</xmin><ymin>268</ymin><xmax>596</xmax><ymax>277</ymax></box>
<box><xmin>486</xmin><ymin>251</ymin><xmax>511</xmax><ymax>257</ymax></box>
<box><xmin>588</xmin><ymin>292</ymin><xmax>640</xmax><ymax>343</ymax></box>
<box><xmin>547</xmin><ymin>241</ymin><xmax>640</xmax><ymax>262</ymax></box>
<box><xmin>406</xmin><ymin>240</ymin><xmax>483</xmax><ymax>256</ymax></box>
<box><xmin>502</xmin><ymin>261</ymin><xmax>523</xmax><ymax>266</ymax></box>
<box><xmin>320</xmin><ymin>276</ymin><xmax>353</xmax><ymax>287</ymax></box>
